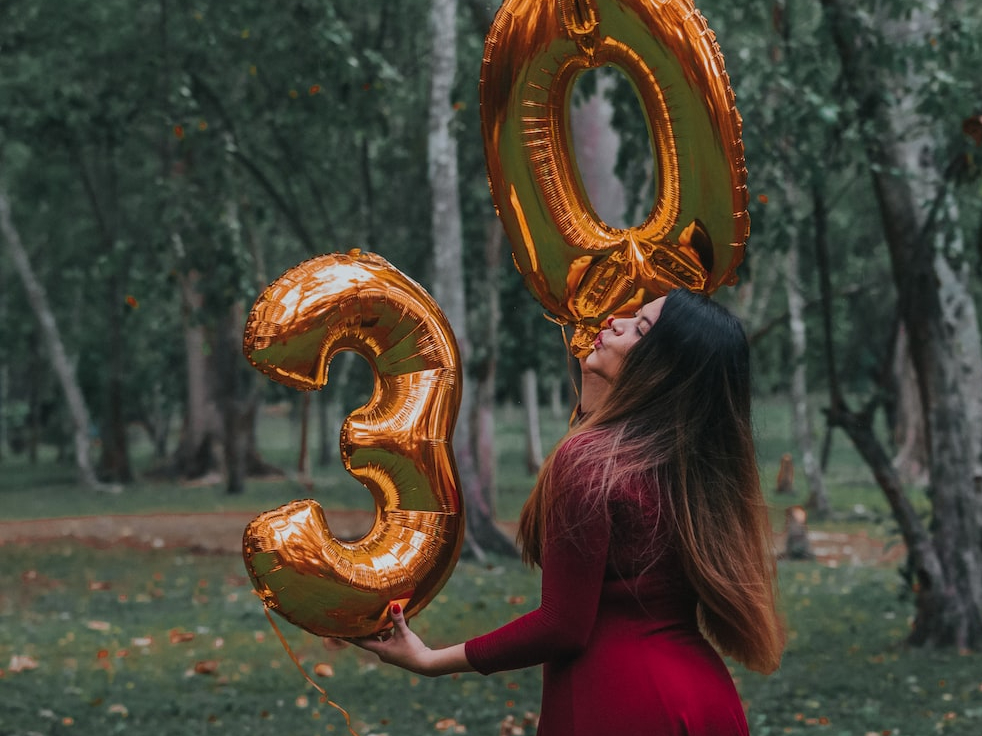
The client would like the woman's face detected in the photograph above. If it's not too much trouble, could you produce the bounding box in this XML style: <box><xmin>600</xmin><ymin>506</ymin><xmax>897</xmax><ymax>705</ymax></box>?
<box><xmin>585</xmin><ymin>296</ymin><xmax>666</xmax><ymax>382</ymax></box>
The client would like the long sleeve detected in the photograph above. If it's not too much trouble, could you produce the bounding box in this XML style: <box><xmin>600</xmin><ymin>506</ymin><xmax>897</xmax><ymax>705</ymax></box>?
<box><xmin>464</xmin><ymin>487</ymin><xmax>609</xmax><ymax>674</ymax></box>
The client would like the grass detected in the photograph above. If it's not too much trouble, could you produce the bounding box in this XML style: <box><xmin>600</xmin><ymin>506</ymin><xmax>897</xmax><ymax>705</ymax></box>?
<box><xmin>4</xmin><ymin>543</ymin><xmax>982</xmax><ymax>735</ymax></box>
<box><xmin>2</xmin><ymin>540</ymin><xmax>543</xmax><ymax>735</ymax></box>
<box><xmin>3</xmin><ymin>394</ymin><xmax>980</xmax><ymax>735</ymax></box>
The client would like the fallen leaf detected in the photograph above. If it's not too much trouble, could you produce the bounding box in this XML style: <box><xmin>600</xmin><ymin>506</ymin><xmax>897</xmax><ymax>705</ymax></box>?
<box><xmin>8</xmin><ymin>655</ymin><xmax>39</xmax><ymax>672</ymax></box>
<box><xmin>86</xmin><ymin>621</ymin><xmax>111</xmax><ymax>632</ymax></box>
<box><xmin>314</xmin><ymin>663</ymin><xmax>335</xmax><ymax>677</ymax></box>
<box><xmin>169</xmin><ymin>630</ymin><xmax>195</xmax><ymax>644</ymax></box>
<box><xmin>193</xmin><ymin>660</ymin><xmax>220</xmax><ymax>675</ymax></box>
<box><xmin>88</xmin><ymin>581</ymin><xmax>112</xmax><ymax>591</ymax></box>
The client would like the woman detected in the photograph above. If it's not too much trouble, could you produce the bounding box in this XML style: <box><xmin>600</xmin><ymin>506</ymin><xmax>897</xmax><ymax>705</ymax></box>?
<box><xmin>356</xmin><ymin>288</ymin><xmax>784</xmax><ymax>735</ymax></box>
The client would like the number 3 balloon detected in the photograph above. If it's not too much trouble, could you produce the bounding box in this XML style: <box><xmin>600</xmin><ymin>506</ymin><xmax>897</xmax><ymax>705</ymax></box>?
<box><xmin>241</xmin><ymin>250</ymin><xmax>464</xmax><ymax>638</ymax></box>
<box><xmin>481</xmin><ymin>0</ymin><xmax>749</xmax><ymax>355</ymax></box>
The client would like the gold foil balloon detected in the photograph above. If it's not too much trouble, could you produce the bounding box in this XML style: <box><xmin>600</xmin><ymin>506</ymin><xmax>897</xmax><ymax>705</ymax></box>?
<box><xmin>241</xmin><ymin>250</ymin><xmax>464</xmax><ymax>638</ymax></box>
<box><xmin>481</xmin><ymin>0</ymin><xmax>749</xmax><ymax>355</ymax></box>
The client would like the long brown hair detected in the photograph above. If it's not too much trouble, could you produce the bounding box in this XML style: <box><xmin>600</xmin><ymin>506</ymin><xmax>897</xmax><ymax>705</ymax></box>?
<box><xmin>519</xmin><ymin>289</ymin><xmax>784</xmax><ymax>674</ymax></box>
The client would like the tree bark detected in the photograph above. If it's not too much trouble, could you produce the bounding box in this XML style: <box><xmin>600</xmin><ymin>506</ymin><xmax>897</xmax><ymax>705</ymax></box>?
<box><xmin>522</xmin><ymin>369</ymin><xmax>544</xmax><ymax>474</ymax></box>
<box><xmin>787</xmin><ymin>196</ymin><xmax>829</xmax><ymax>517</ymax></box>
<box><xmin>427</xmin><ymin>0</ymin><xmax>515</xmax><ymax>558</ymax></box>
<box><xmin>169</xmin><ymin>266</ymin><xmax>223</xmax><ymax>480</ymax></box>
<box><xmin>97</xmin><ymin>273</ymin><xmax>134</xmax><ymax>484</ymax></box>
<box><xmin>820</xmin><ymin>0</ymin><xmax>982</xmax><ymax>649</ymax></box>
<box><xmin>0</xmin><ymin>186</ymin><xmax>114</xmax><ymax>491</ymax></box>
<box><xmin>891</xmin><ymin>325</ymin><xmax>928</xmax><ymax>485</ymax></box>
<box><xmin>570</xmin><ymin>68</ymin><xmax>628</xmax><ymax>227</ymax></box>
<box><xmin>472</xmin><ymin>219</ymin><xmax>505</xmax><ymax>517</ymax></box>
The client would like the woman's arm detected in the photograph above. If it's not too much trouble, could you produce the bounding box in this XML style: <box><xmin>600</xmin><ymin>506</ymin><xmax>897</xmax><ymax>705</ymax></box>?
<box><xmin>354</xmin><ymin>440</ymin><xmax>609</xmax><ymax>677</ymax></box>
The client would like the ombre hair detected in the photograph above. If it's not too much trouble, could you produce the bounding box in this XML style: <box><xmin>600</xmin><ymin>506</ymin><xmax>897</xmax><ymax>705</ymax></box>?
<box><xmin>518</xmin><ymin>289</ymin><xmax>784</xmax><ymax>674</ymax></box>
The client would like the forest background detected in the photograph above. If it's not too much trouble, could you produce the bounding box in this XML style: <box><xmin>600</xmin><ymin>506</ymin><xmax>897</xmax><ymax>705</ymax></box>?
<box><xmin>1</xmin><ymin>0</ymin><xmax>981</xmax><ymax>702</ymax></box>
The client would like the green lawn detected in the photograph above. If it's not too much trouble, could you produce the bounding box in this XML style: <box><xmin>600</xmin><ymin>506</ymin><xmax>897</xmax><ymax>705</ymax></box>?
<box><xmin>2</xmin><ymin>395</ymin><xmax>979</xmax><ymax>735</ymax></box>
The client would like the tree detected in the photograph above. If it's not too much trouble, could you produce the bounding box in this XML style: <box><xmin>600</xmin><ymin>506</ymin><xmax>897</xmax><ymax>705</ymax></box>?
<box><xmin>818</xmin><ymin>0</ymin><xmax>982</xmax><ymax>648</ymax></box>
<box><xmin>427</xmin><ymin>0</ymin><xmax>516</xmax><ymax>558</ymax></box>
<box><xmin>0</xmin><ymin>185</ymin><xmax>113</xmax><ymax>491</ymax></box>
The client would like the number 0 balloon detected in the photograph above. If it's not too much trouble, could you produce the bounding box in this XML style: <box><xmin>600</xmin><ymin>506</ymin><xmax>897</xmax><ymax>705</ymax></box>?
<box><xmin>481</xmin><ymin>0</ymin><xmax>749</xmax><ymax>355</ymax></box>
<box><xmin>241</xmin><ymin>250</ymin><xmax>464</xmax><ymax>638</ymax></box>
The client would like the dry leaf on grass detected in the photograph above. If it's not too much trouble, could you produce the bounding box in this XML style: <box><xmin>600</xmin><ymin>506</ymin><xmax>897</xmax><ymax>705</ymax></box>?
<box><xmin>192</xmin><ymin>660</ymin><xmax>220</xmax><ymax>675</ymax></box>
<box><xmin>169</xmin><ymin>629</ymin><xmax>195</xmax><ymax>644</ymax></box>
<box><xmin>8</xmin><ymin>654</ymin><xmax>39</xmax><ymax>672</ymax></box>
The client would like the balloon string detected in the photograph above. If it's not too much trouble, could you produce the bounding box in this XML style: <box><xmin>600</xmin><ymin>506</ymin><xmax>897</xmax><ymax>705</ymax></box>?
<box><xmin>262</xmin><ymin>606</ymin><xmax>361</xmax><ymax>736</ymax></box>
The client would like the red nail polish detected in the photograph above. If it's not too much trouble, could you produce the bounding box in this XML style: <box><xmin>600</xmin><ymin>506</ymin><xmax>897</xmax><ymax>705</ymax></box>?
<box><xmin>391</xmin><ymin>603</ymin><xmax>402</xmax><ymax>615</ymax></box>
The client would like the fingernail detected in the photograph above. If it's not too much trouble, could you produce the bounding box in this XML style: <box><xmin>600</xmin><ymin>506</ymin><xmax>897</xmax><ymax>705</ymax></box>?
<box><xmin>391</xmin><ymin>603</ymin><xmax>402</xmax><ymax>615</ymax></box>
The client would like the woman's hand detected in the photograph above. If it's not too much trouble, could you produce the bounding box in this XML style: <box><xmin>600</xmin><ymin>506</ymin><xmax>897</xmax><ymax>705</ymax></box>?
<box><xmin>345</xmin><ymin>603</ymin><xmax>473</xmax><ymax>677</ymax></box>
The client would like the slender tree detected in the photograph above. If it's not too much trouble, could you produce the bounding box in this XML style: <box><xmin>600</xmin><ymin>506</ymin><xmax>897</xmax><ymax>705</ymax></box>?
<box><xmin>0</xmin><ymin>185</ymin><xmax>114</xmax><ymax>491</ymax></box>
<box><xmin>819</xmin><ymin>0</ymin><xmax>982</xmax><ymax>648</ymax></box>
<box><xmin>427</xmin><ymin>0</ymin><xmax>516</xmax><ymax>557</ymax></box>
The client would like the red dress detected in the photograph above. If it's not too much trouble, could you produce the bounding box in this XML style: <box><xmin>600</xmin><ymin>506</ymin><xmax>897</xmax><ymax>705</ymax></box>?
<box><xmin>465</xmin><ymin>440</ymin><xmax>749</xmax><ymax>736</ymax></box>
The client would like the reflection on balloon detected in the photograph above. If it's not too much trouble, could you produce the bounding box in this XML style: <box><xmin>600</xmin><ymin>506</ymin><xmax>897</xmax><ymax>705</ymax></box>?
<box><xmin>481</xmin><ymin>0</ymin><xmax>749</xmax><ymax>355</ymax></box>
<box><xmin>242</xmin><ymin>250</ymin><xmax>464</xmax><ymax>638</ymax></box>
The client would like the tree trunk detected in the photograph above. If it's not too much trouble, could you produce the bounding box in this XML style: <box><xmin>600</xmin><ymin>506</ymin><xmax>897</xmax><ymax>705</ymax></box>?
<box><xmin>316</xmin><ymin>388</ymin><xmax>332</xmax><ymax>467</ymax></box>
<box><xmin>0</xmin><ymin>363</ymin><xmax>6</xmax><ymax>462</ymax></box>
<box><xmin>215</xmin><ymin>300</ymin><xmax>259</xmax><ymax>496</ymax></box>
<box><xmin>891</xmin><ymin>325</ymin><xmax>928</xmax><ymax>485</ymax></box>
<box><xmin>319</xmin><ymin>351</ymin><xmax>357</xmax><ymax>468</ymax></box>
<box><xmin>522</xmin><ymin>369</ymin><xmax>544</xmax><ymax>474</ymax></box>
<box><xmin>782</xmin><ymin>506</ymin><xmax>814</xmax><ymax>561</ymax></box>
<box><xmin>427</xmin><ymin>0</ymin><xmax>515</xmax><ymax>558</ymax></box>
<box><xmin>170</xmin><ymin>267</ymin><xmax>223</xmax><ymax>480</ymax></box>
<box><xmin>472</xmin><ymin>219</ymin><xmax>504</xmax><ymax>517</ymax></box>
<box><xmin>0</xmin><ymin>186</ymin><xmax>113</xmax><ymax>491</ymax></box>
<box><xmin>570</xmin><ymin>68</ymin><xmax>628</xmax><ymax>227</ymax></box>
<box><xmin>0</xmin><ymin>264</ymin><xmax>6</xmax><ymax>462</ymax></box>
<box><xmin>820</xmin><ymin>0</ymin><xmax>982</xmax><ymax>649</ymax></box>
<box><xmin>97</xmin><ymin>274</ymin><xmax>134</xmax><ymax>483</ymax></box>
<box><xmin>787</xmin><ymin>212</ymin><xmax>829</xmax><ymax>517</ymax></box>
<box><xmin>297</xmin><ymin>392</ymin><xmax>313</xmax><ymax>490</ymax></box>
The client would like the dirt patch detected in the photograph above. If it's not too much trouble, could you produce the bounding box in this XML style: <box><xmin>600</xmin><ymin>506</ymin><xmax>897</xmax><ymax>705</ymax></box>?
<box><xmin>0</xmin><ymin>512</ymin><xmax>905</xmax><ymax>567</ymax></box>
<box><xmin>774</xmin><ymin>528</ymin><xmax>907</xmax><ymax>567</ymax></box>
<box><xmin>0</xmin><ymin>510</ymin><xmax>375</xmax><ymax>554</ymax></box>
